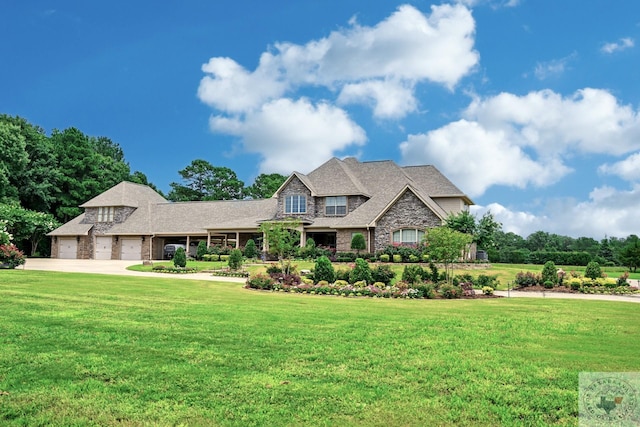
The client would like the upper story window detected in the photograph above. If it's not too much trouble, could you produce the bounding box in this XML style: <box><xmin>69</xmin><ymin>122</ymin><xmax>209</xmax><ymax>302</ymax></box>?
<box><xmin>392</xmin><ymin>228</ymin><xmax>425</xmax><ymax>245</ymax></box>
<box><xmin>285</xmin><ymin>195</ymin><xmax>307</xmax><ymax>214</ymax></box>
<box><xmin>97</xmin><ymin>207</ymin><xmax>115</xmax><ymax>222</ymax></box>
<box><xmin>325</xmin><ymin>196</ymin><xmax>347</xmax><ymax>216</ymax></box>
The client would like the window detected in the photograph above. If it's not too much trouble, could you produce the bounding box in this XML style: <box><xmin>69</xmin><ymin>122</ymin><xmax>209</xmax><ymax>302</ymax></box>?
<box><xmin>392</xmin><ymin>228</ymin><xmax>425</xmax><ymax>245</ymax></box>
<box><xmin>325</xmin><ymin>196</ymin><xmax>347</xmax><ymax>216</ymax></box>
<box><xmin>285</xmin><ymin>195</ymin><xmax>306</xmax><ymax>214</ymax></box>
<box><xmin>97</xmin><ymin>207</ymin><xmax>114</xmax><ymax>222</ymax></box>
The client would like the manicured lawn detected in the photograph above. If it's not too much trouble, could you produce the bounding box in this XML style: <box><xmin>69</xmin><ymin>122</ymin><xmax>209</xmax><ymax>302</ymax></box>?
<box><xmin>3</xmin><ymin>271</ymin><xmax>637</xmax><ymax>426</ymax></box>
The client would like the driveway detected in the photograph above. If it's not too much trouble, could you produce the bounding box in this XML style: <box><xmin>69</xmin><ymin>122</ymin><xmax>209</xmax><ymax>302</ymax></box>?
<box><xmin>19</xmin><ymin>258</ymin><xmax>246</xmax><ymax>283</ymax></box>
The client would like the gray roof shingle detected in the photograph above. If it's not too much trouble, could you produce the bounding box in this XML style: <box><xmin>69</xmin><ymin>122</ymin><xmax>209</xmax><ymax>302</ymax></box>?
<box><xmin>80</xmin><ymin>181</ymin><xmax>167</xmax><ymax>208</ymax></box>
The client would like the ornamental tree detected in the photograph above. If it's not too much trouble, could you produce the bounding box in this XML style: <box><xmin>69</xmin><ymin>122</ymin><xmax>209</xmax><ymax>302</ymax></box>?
<box><xmin>423</xmin><ymin>227</ymin><xmax>473</xmax><ymax>285</ymax></box>
<box><xmin>350</xmin><ymin>233</ymin><xmax>366</xmax><ymax>255</ymax></box>
<box><xmin>259</xmin><ymin>219</ymin><xmax>301</xmax><ymax>274</ymax></box>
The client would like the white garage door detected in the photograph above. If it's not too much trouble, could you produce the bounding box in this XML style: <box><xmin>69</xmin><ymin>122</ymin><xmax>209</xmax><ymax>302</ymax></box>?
<box><xmin>120</xmin><ymin>238</ymin><xmax>142</xmax><ymax>260</ymax></box>
<box><xmin>95</xmin><ymin>236</ymin><xmax>112</xmax><ymax>260</ymax></box>
<box><xmin>59</xmin><ymin>238</ymin><xmax>78</xmax><ymax>259</ymax></box>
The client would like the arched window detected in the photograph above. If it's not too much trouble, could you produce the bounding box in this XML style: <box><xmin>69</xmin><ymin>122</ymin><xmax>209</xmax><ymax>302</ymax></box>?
<box><xmin>392</xmin><ymin>228</ymin><xmax>425</xmax><ymax>245</ymax></box>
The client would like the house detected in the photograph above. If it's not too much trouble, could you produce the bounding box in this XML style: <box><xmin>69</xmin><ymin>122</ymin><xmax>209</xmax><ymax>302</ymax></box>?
<box><xmin>48</xmin><ymin>157</ymin><xmax>473</xmax><ymax>260</ymax></box>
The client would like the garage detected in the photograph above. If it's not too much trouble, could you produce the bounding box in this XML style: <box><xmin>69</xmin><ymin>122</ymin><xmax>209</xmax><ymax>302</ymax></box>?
<box><xmin>95</xmin><ymin>236</ymin><xmax>112</xmax><ymax>260</ymax></box>
<box><xmin>58</xmin><ymin>238</ymin><xmax>78</xmax><ymax>259</ymax></box>
<box><xmin>120</xmin><ymin>238</ymin><xmax>142</xmax><ymax>260</ymax></box>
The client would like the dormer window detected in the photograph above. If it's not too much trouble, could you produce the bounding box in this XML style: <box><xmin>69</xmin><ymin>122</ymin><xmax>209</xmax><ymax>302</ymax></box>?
<box><xmin>97</xmin><ymin>207</ymin><xmax>115</xmax><ymax>222</ymax></box>
<box><xmin>325</xmin><ymin>196</ymin><xmax>347</xmax><ymax>216</ymax></box>
<box><xmin>285</xmin><ymin>195</ymin><xmax>306</xmax><ymax>214</ymax></box>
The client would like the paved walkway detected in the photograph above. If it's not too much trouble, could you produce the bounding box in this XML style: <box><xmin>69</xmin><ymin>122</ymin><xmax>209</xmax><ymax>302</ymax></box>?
<box><xmin>14</xmin><ymin>259</ymin><xmax>640</xmax><ymax>303</ymax></box>
<box><xmin>18</xmin><ymin>258</ymin><xmax>246</xmax><ymax>283</ymax></box>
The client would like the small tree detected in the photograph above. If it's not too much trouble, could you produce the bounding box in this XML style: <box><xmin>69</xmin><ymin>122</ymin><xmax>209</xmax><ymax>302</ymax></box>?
<box><xmin>584</xmin><ymin>261</ymin><xmax>602</xmax><ymax>280</ymax></box>
<box><xmin>314</xmin><ymin>255</ymin><xmax>335</xmax><ymax>283</ymax></box>
<box><xmin>259</xmin><ymin>219</ymin><xmax>301</xmax><ymax>274</ymax></box>
<box><xmin>300</xmin><ymin>237</ymin><xmax>316</xmax><ymax>259</ymax></box>
<box><xmin>243</xmin><ymin>239</ymin><xmax>259</xmax><ymax>259</ymax></box>
<box><xmin>196</xmin><ymin>240</ymin><xmax>208</xmax><ymax>260</ymax></box>
<box><xmin>423</xmin><ymin>227</ymin><xmax>472</xmax><ymax>285</ymax></box>
<box><xmin>541</xmin><ymin>261</ymin><xmax>558</xmax><ymax>286</ymax></box>
<box><xmin>350</xmin><ymin>233</ymin><xmax>366</xmax><ymax>255</ymax></box>
<box><xmin>349</xmin><ymin>258</ymin><xmax>373</xmax><ymax>284</ymax></box>
<box><xmin>228</xmin><ymin>248</ymin><xmax>243</xmax><ymax>271</ymax></box>
<box><xmin>173</xmin><ymin>247</ymin><xmax>187</xmax><ymax>268</ymax></box>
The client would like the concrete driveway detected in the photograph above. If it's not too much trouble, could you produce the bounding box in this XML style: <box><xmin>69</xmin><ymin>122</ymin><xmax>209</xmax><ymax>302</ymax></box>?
<box><xmin>19</xmin><ymin>258</ymin><xmax>246</xmax><ymax>283</ymax></box>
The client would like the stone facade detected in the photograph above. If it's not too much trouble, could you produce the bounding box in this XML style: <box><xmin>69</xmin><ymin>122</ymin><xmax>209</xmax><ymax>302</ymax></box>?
<box><xmin>77</xmin><ymin>236</ymin><xmax>91</xmax><ymax>259</ymax></box>
<box><xmin>275</xmin><ymin>176</ymin><xmax>315</xmax><ymax>222</ymax></box>
<box><xmin>374</xmin><ymin>191</ymin><xmax>441</xmax><ymax>252</ymax></box>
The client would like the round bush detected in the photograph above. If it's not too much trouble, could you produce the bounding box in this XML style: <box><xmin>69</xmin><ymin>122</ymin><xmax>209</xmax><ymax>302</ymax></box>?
<box><xmin>173</xmin><ymin>247</ymin><xmax>187</xmax><ymax>268</ymax></box>
<box><xmin>314</xmin><ymin>255</ymin><xmax>335</xmax><ymax>283</ymax></box>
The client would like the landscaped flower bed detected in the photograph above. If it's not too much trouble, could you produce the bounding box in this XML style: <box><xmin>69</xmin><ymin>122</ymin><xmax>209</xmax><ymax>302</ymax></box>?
<box><xmin>152</xmin><ymin>265</ymin><xmax>198</xmax><ymax>274</ymax></box>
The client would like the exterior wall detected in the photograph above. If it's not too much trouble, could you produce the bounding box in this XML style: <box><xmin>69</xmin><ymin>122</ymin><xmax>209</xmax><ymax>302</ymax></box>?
<box><xmin>374</xmin><ymin>191</ymin><xmax>442</xmax><ymax>252</ymax></box>
<box><xmin>51</xmin><ymin>238</ymin><xmax>59</xmax><ymax>258</ymax></box>
<box><xmin>83</xmin><ymin>206</ymin><xmax>136</xmax><ymax>234</ymax></box>
<box><xmin>336</xmin><ymin>228</ymin><xmax>370</xmax><ymax>253</ymax></box>
<box><xmin>432</xmin><ymin>197</ymin><xmax>466</xmax><ymax>215</ymax></box>
<box><xmin>275</xmin><ymin>177</ymin><xmax>315</xmax><ymax>222</ymax></box>
<box><xmin>314</xmin><ymin>195</ymin><xmax>368</xmax><ymax>218</ymax></box>
<box><xmin>141</xmin><ymin>237</ymin><xmax>151</xmax><ymax>260</ymax></box>
<box><xmin>77</xmin><ymin>236</ymin><xmax>91</xmax><ymax>259</ymax></box>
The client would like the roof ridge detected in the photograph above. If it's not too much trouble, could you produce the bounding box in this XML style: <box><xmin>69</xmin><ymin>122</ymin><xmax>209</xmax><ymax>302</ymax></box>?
<box><xmin>337</xmin><ymin>158</ymin><xmax>370</xmax><ymax>196</ymax></box>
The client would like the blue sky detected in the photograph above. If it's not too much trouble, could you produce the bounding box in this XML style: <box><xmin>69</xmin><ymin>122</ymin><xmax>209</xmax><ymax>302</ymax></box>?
<box><xmin>2</xmin><ymin>0</ymin><xmax>640</xmax><ymax>239</ymax></box>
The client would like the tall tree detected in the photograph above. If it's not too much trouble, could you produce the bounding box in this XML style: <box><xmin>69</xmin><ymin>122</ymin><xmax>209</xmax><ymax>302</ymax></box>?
<box><xmin>168</xmin><ymin>160</ymin><xmax>244</xmax><ymax>201</ymax></box>
<box><xmin>245</xmin><ymin>173</ymin><xmax>287</xmax><ymax>199</ymax></box>
<box><xmin>618</xmin><ymin>235</ymin><xmax>640</xmax><ymax>272</ymax></box>
<box><xmin>0</xmin><ymin>121</ymin><xmax>28</xmax><ymax>203</ymax></box>
<box><xmin>445</xmin><ymin>210</ymin><xmax>476</xmax><ymax>235</ymax></box>
<box><xmin>475</xmin><ymin>211</ymin><xmax>501</xmax><ymax>250</ymax></box>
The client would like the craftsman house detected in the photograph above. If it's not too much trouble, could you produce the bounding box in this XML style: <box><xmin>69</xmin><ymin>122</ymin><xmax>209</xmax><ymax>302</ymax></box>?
<box><xmin>48</xmin><ymin>157</ymin><xmax>473</xmax><ymax>260</ymax></box>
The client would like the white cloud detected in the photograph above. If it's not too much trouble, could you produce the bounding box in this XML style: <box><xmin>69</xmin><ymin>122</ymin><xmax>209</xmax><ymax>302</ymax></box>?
<box><xmin>533</xmin><ymin>53</ymin><xmax>576</xmax><ymax>80</ymax></box>
<box><xmin>474</xmin><ymin>185</ymin><xmax>640</xmax><ymax>239</ymax></box>
<box><xmin>198</xmin><ymin>3</ymin><xmax>479</xmax><ymax>116</ymax></box>
<box><xmin>599</xmin><ymin>152</ymin><xmax>640</xmax><ymax>182</ymax></box>
<box><xmin>337</xmin><ymin>80</ymin><xmax>417</xmax><ymax>119</ymax></box>
<box><xmin>399</xmin><ymin>119</ymin><xmax>571</xmax><ymax>197</ymax></box>
<box><xmin>209</xmin><ymin>98</ymin><xmax>366</xmax><ymax>174</ymax></box>
<box><xmin>400</xmin><ymin>88</ymin><xmax>640</xmax><ymax>197</ymax></box>
<box><xmin>601</xmin><ymin>37</ymin><xmax>635</xmax><ymax>54</ymax></box>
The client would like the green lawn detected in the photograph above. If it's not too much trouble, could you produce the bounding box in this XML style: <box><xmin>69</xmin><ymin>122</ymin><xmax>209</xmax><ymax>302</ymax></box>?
<box><xmin>3</xmin><ymin>271</ymin><xmax>637</xmax><ymax>426</ymax></box>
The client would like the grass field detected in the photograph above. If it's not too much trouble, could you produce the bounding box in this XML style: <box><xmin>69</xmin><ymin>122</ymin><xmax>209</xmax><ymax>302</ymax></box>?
<box><xmin>2</xmin><ymin>270</ymin><xmax>639</xmax><ymax>426</ymax></box>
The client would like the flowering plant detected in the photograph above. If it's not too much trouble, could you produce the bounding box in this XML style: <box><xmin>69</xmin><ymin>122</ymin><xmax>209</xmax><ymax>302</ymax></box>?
<box><xmin>0</xmin><ymin>244</ymin><xmax>26</xmax><ymax>268</ymax></box>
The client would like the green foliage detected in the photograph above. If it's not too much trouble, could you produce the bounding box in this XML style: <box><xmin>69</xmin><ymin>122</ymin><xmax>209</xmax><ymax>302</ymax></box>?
<box><xmin>299</xmin><ymin>237</ymin><xmax>317</xmax><ymax>259</ymax></box>
<box><xmin>514</xmin><ymin>271</ymin><xmax>541</xmax><ymax>287</ymax></box>
<box><xmin>482</xmin><ymin>286</ymin><xmax>494</xmax><ymax>295</ymax></box>
<box><xmin>350</xmin><ymin>233</ymin><xmax>366</xmax><ymax>253</ymax></box>
<box><xmin>0</xmin><ymin>203</ymin><xmax>60</xmax><ymax>255</ymax></box>
<box><xmin>541</xmin><ymin>261</ymin><xmax>558</xmax><ymax>285</ymax></box>
<box><xmin>314</xmin><ymin>256</ymin><xmax>335</xmax><ymax>284</ymax></box>
<box><xmin>0</xmin><ymin>219</ymin><xmax>12</xmax><ymax>245</ymax></box>
<box><xmin>349</xmin><ymin>258</ymin><xmax>372</xmax><ymax>284</ymax></box>
<box><xmin>228</xmin><ymin>249</ymin><xmax>243</xmax><ymax>271</ymax></box>
<box><xmin>259</xmin><ymin>219</ymin><xmax>301</xmax><ymax>273</ymax></box>
<box><xmin>243</xmin><ymin>239</ymin><xmax>259</xmax><ymax>259</ymax></box>
<box><xmin>445</xmin><ymin>210</ymin><xmax>476</xmax><ymax>235</ymax></box>
<box><xmin>0</xmin><ymin>121</ymin><xmax>29</xmax><ymax>203</ymax></box>
<box><xmin>424</xmin><ymin>227</ymin><xmax>473</xmax><ymax>284</ymax></box>
<box><xmin>378</xmin><ymin>254</ymin><xmax>390</xmax><ymax>262</ymax></box>
<box><xmin>401</xmin><ymin>265</ymin><xmax>424</xmax><ymax>284</ymax></box>
<box><xmin>392</xmin><ymin>254</ymin><xmax>402</xmax><ymax>263</ymax></box>
<box><xmin>618</xmin><ymin>235</ymin><xmax>640</xmax><ymax>272</ymax></box>
<box><xmin>168</xmin><ymin>160</ymin><xmax>244</xmax><ymax>201</ymax></box>
<box><xmin>173</xmin><ymin>247</ymin><xmax>187</xmax><ymax>268</ymax></box>
<box><xmin>371</xmin><ymin>264</ymin><xmax>396</xmax><ymax>285</ymax></box>
<box><xmin>584</xmin><ymin>261</ymin><xmax>602</xmax><ymax>280</ymax></box>
<box><xmin>246</xmin><ymin>273</ymin><xmax>276</xmax><ymax>290</ymax></box>
<box><xmin>244</xmin><ymin>173</ymin><xmax>287</xmax><ymax>199</ymax></box>
<box><xmin>196</xmin><ymin>240</ymin><xmax>208</xmax><ymax>260</ymax></box>
<box><xmin>543</xmin><ymin>280</ymin><xmax>554</xmax><ymax>289</ymax></box>
<box><xmin>0</xmin><ymin>244</ymin><xmax>26</xmax><ymax>268</ymax></box>
<box><xmin>439</xmin><ymin>283</ymin><xmax>462</xmax><ymax>299</ymax></box>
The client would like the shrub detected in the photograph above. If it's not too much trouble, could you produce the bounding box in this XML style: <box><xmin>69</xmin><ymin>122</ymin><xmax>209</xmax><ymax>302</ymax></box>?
<box><xmin>412</xmin><ymin>282</ymin><xmax>435</xmax><ymax>299</ymax></box>
<box><xmin>219</xmin><ymin>254</ymin><xmax>229</xmax><ymax>262</ymax></box>
<box><xmin>439</xmin><ymin>284</ymin><xmax>461</xmax><ymax>299</ymax></box>
<box><xmin>408</xmin><ymin>254</ymin><xmax>420</xmax><ymax>263</ymax></box>
<box><xmin>514</xmin><ymin>271</ymin><xmax>540</xmax><ymax>288</ymax></box>
<box><xmin>243</xmin><ymin>239</ymin><xmax>259</xmax><ymax>259</ymax></box>
<box><xmin>617</xmin><ymin>272</ymin><xmax>630</xmax><ymax>287</ymax></box>
<box><xmin>335</xmin><ymin>268</ymin><xmax>351</xmax><ymax>282</ymax></box>
<box><xmin>543</xmin><ymin>280</ymin><xmax>554</xmax><ymax>289</ymax></box>
<box><xmin>0</xmin><ymin>244</ymin><xmax>26</xmax><ymax>268</ymax></box>
<box><xmin>228</xmin><ymin>248</ymin><xmax>243</xmax><ymax>271</ymax></box>
<box><xmin>476</xmin><ymin>274</ymin><xmax>498</xmax><ymax>289</ymax></box>
<box><xmin>173</xmin><ymin>247</ymin><xmax>187</xmax><ymax>268</ymax></box>
<box><xmin>246</xmin><ymin>273</ymin><xmax>276</xmax><ymax>290</ymax></box>
<box><xmin>541</xmin><ymin>261</ymin><xmax>558</xmax><ymax>286</ymax></box>
<box><xmin>482</xmin><ymin>286</ymin><xmax>494</xmax><ymax>295</ymax></box>
<box><xmin>427</xmin><ymin>262</ymin><xmax>440</xmax><ymax>283</ymax></box>
<box><xmin>334</xmin><ymin>280</ymin><xmax>349</xmax><ymax>287</ymax></box>
<box><xmin>299</xmin><ymin>238</ymin><xmax>317</xmax><ymax>259</ymax></box>
<box><xmin>265</xmin><ymin>263</ymin><xmax>282</xmax><ymax>274</ymax></box>
<box><xmin>371</xmin><ymin>264</ymin><xmax>395</xmax><ymax>285</ymax></box>
<box><xmin>351</xmin><ymin>233</ymin><xmax>366</xmax><ymax>254</ymax></box>
<box><xmin>336</xmin><ymin>252</ymin><xmax>356</xmax><ymax>262</ymax></box>
<box><xmin>401</xmin><ymin>265</ymin><xmax>424</xmax><ymax>284</ymax></box>
<box><xmin>196</xmin><ymin>241</ymin><xmax>208</xmax><ymax>260</ymax></box>
<box><xmin>392</xmin><ymin>254</ymin><xmax>402</xmax><ymax>263</ymax></box>
<box><xmin>314</xmin><ymin>256</ymin><xmax>335</xmax><ymax>284</ymax></box>
<box><xmin>349</xmin><ymin>258</ymin><xmax>373</xmax><ymax>284</ymax></box>
<box><xmin>584</xmin><ymin>261</ymin><xmax>602</xmax><ymax>280</ymax></box>
<box><xmin>378</xmin><ymin>254</ymin><xmax>390</xmax><ymax>262</ymax></box>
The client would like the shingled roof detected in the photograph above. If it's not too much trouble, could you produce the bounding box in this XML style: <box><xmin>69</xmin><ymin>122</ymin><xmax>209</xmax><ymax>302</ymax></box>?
<box><xmin>80</xmin><ymin>181</ymin><xmax>167</xmax><ymax>208</ymax></box>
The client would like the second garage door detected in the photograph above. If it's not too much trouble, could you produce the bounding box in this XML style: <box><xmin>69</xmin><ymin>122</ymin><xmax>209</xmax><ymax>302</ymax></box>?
<box><xmin>120</xmin><ymin>238</ymin><xmax>142</xmax><ymax>260</ymax></box>
<box><xmin>95</xmin><ymin>236</ymin><xmax>112</xmax><ymax>260</ymax></box>
<box><xmin>58</xmin><ymin>238</ymin><xmax>78</xmax><ymax>259</ymax></box>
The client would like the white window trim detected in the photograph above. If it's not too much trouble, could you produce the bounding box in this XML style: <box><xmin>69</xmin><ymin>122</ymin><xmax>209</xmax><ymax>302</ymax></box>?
<box><xmin>325</xmin><ymin>196</ymin><xmax>347</xmax><ymax>216</ymax></box>
<box><xmin>97</xmin><ymin>207</ymin><xmax>115</xmax><ymax>222</ymax></box>
<box><xmin>285</xmin><ymin>195</ymin><xmax>307</xmax><ymax>214</ymax></box>
<box><xmin>392</xmin><ymin>228</ymin><xmax>425</xmax><ymax>245</ymax></box>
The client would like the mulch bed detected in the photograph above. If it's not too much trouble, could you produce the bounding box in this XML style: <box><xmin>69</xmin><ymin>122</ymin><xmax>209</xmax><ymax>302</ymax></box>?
<box><xmin>514</xmin><ymin>285</ymin><xmax>576</xmax><ymax>293</ymax></box>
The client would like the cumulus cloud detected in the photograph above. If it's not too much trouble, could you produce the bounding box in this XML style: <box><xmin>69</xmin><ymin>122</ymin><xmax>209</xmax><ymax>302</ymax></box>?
<box><xmin>401</xmin><ymin>88</ymin><xmax>640</xmax><ymax>197</ymax></box>
<box><xmin>209</xmin><ymin>98</ymin><xmax>366</xmax><ymax>174</ymax></box>
<box><xmin>473</xmin><ymin>185</ymin><xmax>640</xmax><ymax>239</ymax></box>
<box><xmin>601</xmin><ymin>37</ymin><xmax>635</xmax><ymax>54</ymax></box>
<box><xmin>198</xmin><ymin>4</ymin><xmax>479</xmax><ymax>172</ymax></box>
<box><xmin>599</xmin><ymin>152</ymin><xmax>640</xmax><ymax>182</ymax></box>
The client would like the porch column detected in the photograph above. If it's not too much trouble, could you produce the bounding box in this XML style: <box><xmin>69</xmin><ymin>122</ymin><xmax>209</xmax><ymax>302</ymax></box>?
<box><xmin>262</xmin><ymin>231</ymin><xmax>269</xmax><ymax>252</ymax></box>
<box><xmin>235</xmin><ymin>231</ymin><xmax>240</xmax><ymax>248</ymax></box>
<box><xmin>207</xmin><ymin>232</ymin><xmax>211</xmax><ymax>247</ymax></box>
<box><xmin>186</xmin><ymin>235</ymin><xmax>190</xmax><ymax>255</ymax></box>
<box><xmin>298</xmin><ymin>227</ymin><xmax>306</xmax><ymax>247</ymax></box>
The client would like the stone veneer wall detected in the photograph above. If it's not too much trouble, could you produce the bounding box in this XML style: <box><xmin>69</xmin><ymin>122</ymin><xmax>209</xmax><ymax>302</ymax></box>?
<box><xmin>336</xmin><ymin>228</ymin><xmax>370</xmax><ymax>253</ymax></box>
<box><xmin>77</xmin><ymin>236</ymin><xmax>91</xmax><ymax>259</ymax></box>
<box><xmin>374</xmin><ymin>191</ymin><xmax>441</xmax><ymax>252</ymax></box>
<box><xmin>275</xmin><ymin>177</ymin><xmax>315</xmax><ymax>222</ymax></box>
